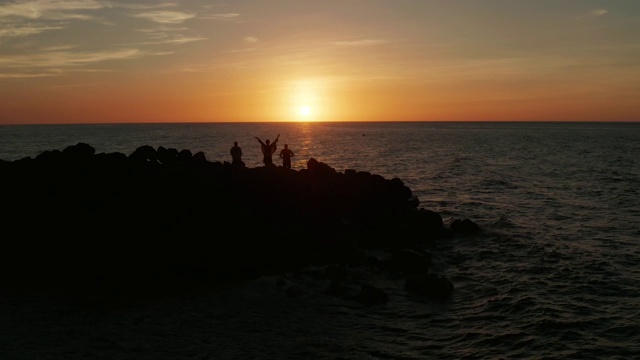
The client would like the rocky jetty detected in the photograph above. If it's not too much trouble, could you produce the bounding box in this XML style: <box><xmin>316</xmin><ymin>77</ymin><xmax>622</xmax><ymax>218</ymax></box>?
<box><xmin>0</xmin><ymin>143</ymin><xmax>477</xmax><ymax>300</ymax></box>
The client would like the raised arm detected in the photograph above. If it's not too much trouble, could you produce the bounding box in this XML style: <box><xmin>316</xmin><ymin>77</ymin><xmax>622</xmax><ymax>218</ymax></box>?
<box><xmin>254</xmin><ymin>136</ymin><xmax>265</xmax><ymax>146</ymax></box>
<box><xmin>274</xmin><ymin>134</ymin><xmax>280</xmax><ymax>143</ymax></box>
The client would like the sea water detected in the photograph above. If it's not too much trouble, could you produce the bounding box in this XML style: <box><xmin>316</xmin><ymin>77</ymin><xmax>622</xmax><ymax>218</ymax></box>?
<box><xmin>1</xmin><ymin>122</ymin><xmax>639</xmax><ymax>359</ymax></box>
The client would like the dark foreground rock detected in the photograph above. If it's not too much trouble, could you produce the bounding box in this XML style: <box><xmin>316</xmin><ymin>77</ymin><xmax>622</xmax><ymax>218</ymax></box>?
<box><xmin>0</xmin><ymin>143</ymin><xmax>454</xmax><ymax>299</ymax></box>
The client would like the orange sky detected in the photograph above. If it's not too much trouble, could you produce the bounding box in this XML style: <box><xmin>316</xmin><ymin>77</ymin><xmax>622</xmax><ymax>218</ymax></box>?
<box><xmin>1</xmin><ymin>1</ymin><xmax>639</xmax><ymax>124</ymax></box>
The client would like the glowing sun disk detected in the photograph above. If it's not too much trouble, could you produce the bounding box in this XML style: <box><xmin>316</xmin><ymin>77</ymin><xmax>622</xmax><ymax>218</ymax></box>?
<box><xmin>299</xmin><ymin>106</ymin><xmax>311</xmax><ymax>117</ymax></box>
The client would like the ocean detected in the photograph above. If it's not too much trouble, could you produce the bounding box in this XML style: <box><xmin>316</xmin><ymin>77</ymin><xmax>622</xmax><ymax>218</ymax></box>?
<box><xmin>1</xmin><ymin>121</ymin><xmax>639</xmax><ymax>359</ymax></box>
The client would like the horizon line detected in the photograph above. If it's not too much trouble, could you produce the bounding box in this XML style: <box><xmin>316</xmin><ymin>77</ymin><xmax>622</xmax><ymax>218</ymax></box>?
<box><xmin>2</xmin><ymin>119</ymin><xmax>640</xmax><ymax>126</ymax></box>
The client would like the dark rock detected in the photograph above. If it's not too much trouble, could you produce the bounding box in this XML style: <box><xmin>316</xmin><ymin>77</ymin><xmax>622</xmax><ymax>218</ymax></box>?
<box><xmin>390</xmin><ymin>248</ymin><xmax>431</xmax><ymax>274</ymax></box>
<box><xmin>365</xmin><ymin>255</ymin><xmax>379</xmax><ymax>267</ymax></box>
<box><xmin>129</xmin><ymin>145</ymin><xmax>157</xmax><ymax>163</ymax></box>
<box><xmin>355</xmin><ymin>284</ymin><xmax>388</xmax><ymax>305</ymax></box>
<box><xmin>306</xmin><ymin>157</ymin><xmax>336</xmax><ymax>175</ymax></box>
<box><xmin>450</xmin><ymin>218</ymin><xmax>481</xmax><ymax>236</ymax></box>
<box><xmin>408</xmin><ymin>195</ymin><xmax>420</xmax><ymax>207</ymax></box>
<box><xmin>178</xmin><ymin>149</ymin><xmax>193</xmax><ymax>163</ymax></box>
<box><xmin>0</xmin><ymin>143</ymin><xmax>455</xmax><ymax>299</ymax></box>
<box><xmin>192</xmin><ymin>151</ymin><xmax>207</xmax><ymax>164</ymax></box>
<box><xmin>325</xmin><ymin>280</ymin><xmax>345</xmax><ymax>296</ymax></box>
<box><xmin>286</xmin><ymin>285</ymin><xmax>304</xmax><ymax>298</ymax></box>
<box><xmin>157</xmin><ymin>146</ymin><xmax>179</xmax><ymax>165</ymax></box>
<box><xmin>35</xmin><ymin>149</ymin><xmax>62</xmax><ymax>162</ymax></box>
<box><xmin>63</xmin><ymin>142</ymin><xmax>95</xmax><ymax>159</ymax></box>
<box><xmin>325</xmin><ymin>264</ymin><xmax>348</xmax><ymax>281</ymax></box>
<box><xmin>405</xmin><ymin>273</ymin><xmax>454</xmax><ymax>299</ymax></box>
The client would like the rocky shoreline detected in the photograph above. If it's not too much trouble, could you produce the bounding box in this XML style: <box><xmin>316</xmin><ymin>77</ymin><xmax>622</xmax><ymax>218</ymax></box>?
<box><xmin>0</xmin><ymin>143</ymin><xmax>480</xmax><ymax>303</ymax></box>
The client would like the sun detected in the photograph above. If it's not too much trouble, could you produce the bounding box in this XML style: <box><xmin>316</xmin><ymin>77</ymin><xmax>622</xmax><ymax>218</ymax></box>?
<box><xmin>299</xmin><ymin>106</ymin><xmax>312</xmax><ymax>117</ymax></box>
<box><xmin>294</xmin><ymin>105</ymin><xmax>315</xmax><ymax>121</ymax></box>
<box><xmin>286</xmin><ymin>79</ymin><xmax>324</xmax><ymax>122</ymax></box>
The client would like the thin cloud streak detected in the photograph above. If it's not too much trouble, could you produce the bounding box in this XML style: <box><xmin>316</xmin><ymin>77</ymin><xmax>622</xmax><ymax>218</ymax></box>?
<box><xmin>133</xmin><ymin>10</ymin><xmax>195</xmax><ymax>24</ymax></box>
<box><xmin>134</xmin><ymin>25</ymin><xmax>206</xmax><ymax>46</ymax></box>
<box><xmin>0</xmin><ymin>48</ymin><xmax>169</xmax><ymax>68</ymax></box>
<box><xmin>0</xmin><ymin>0</ymin><xmax>104</xmax><ymax>20</ymax></box>
<box><xmin>0</xmin><ymin>72</ymin><xmax>59</xmax><ymax>78</ymax></box>
<box><xmin>589</xmin><ymin>9</ymin><xmax>608</xmax><ymax>17</ymax></box>
<box><xmin>118</xmin><ymin>3</ymin><xmax>178</xmax><ymax>10</ymax></box>
<box><xmin>0</xmin><ymin>24</ymin><xmax>64</xmax><ymax>38</ymax></box>
<box><xmin>201</xmin><ymin>13</ymin><xmax>240</xmax><ymax>20</ymax></box>
<box><xmin>577</xmin><ymin>8</ymin><xmax>608</xmax><ymax>19</ymax></box>
<box><xmin>137</xmin><ymin>26</ymin><xmax>189</xmax><ymax>34</ymax></box>
<box><xmin>330</xmin><ymin>39</ymin><xmax>387</xmax><ymax>46</ymax></box>
<box><xmin>138</xmin><ymin>36</ymin><xmax>207</xmax><ymax>45</ymax></box>
<box><xmin>41</xmin><ymin>45</ymin><xmax>78</xmax><ymax>51</ymax></box>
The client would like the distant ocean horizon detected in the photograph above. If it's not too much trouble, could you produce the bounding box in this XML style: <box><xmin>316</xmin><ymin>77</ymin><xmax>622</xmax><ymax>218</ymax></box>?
<box><xmin>2</xmin><ymin>121</ymin><xmax>639</xmax><ymax>359</ymax></box>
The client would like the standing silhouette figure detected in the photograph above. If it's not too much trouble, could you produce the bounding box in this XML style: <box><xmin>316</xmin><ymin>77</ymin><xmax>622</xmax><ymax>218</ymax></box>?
<box><xmin>279</xmin><ymin>144</ymin><xmax>295</xmax><ymax>169</ymax></box>
<box><xmin>254</xmin><ymin>134</ymin><xmax>280</xmax><ymax>166</ymax></box>
<box><xmin>230</xmin><ymin>141</ymin><xmax>244</xmax><ymax>166</ymax></box>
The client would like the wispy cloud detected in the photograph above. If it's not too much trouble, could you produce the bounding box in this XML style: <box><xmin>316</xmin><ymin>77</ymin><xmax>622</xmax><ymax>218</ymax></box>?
<box><xmin>0</xmin><ymin>24</ymin><xmax>64</xmax><ymax>39</ymax></box>
<box><xmin>0</xmin><ymin>0</ymin><xmax>106</xmax><ymax>41</ymax></box>
<box><xmin>118</xmin><ymin>3</ymin><xmax>178</xmax><ymax>10</ymax></box>
<box><xmin>135</xmin><ymin>25</ymin><xmax>206</xmax><ymax>46</ymax></box>
<box><xmin>578</xmin><ymin>8</ymin><xmax>608</xmax><ymax>19</ymax></box>
<box><xmin>223</xmin><ymin>36</ymin><xmax>258</xmax><ymax>53</ymax></box>
<box><xmin>0</xmin><ymin>67</ymin><xmax>116</xmax><ymax>79</ymax></box>
<box><xmin>49</xmin><ymin>79</ymin><xmax>110</xmax><ymax>88</ymax></box>
<box><xmin>0</xmin><ymin>72</ymin><xmax>59</xmax><ymax>79</ymax></box>
<box><xmin>133</xmin><ymin>10</ymin><xmax>195</xmax><ymax>24</ymax></box>
<box><xmin>0</xmin><ymin>48</ymin><xmax>168</xmax><ymax>68</ymax></box>
<box><xmin>330</xmin><ymin>39</ymin><xmax>387</xmax><ymax>46</ymax></box>
<box><xmin>139</xmin><ymin>36</ymin><xmax>207</xmax><ymax>45</ymax></box>
<box><xmin>137</xmin><ymin>26</ymin><xmax>189</xmax><ymax>34</ymax></box>
<box><xmin>228</xmin><ymin>48</ymin><xmax>256</xmax><ymax>53</ymax></box>
<box><xmin>0</xmin><ymin>0</ymin><xmax>104</xmax><ymax>20</ymax></box>
<box><xmin>202</xmin><ymin>13</ymin><xmax>240</xmax><ymax>20</ymax></box>
<box><xmin>41</xmin><ymin>44</ymin><xmax>77</xmax><ymax>51</ymax></box>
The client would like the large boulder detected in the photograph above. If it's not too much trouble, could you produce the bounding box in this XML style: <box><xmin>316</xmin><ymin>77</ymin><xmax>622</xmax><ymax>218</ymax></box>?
<box><xmin>450</xmin><ymin>218</ymin><xmax>481</xmax><ymax>236</ymax></box>
<box><xmin>129</xmin><ymin>144</ymin><xmax>158</xmax><ymax>163</ymax></box>
<box><xmin>62</xmin><ymin>142</ymin><xmax>95</xmax><ymax>160</ymax></box>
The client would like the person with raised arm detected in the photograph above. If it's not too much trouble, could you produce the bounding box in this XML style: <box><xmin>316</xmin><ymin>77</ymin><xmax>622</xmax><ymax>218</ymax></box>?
<box><xmin>254</xmin><ymin>133</ymin><xmax>280</xmax><ymax>166</ymax></box>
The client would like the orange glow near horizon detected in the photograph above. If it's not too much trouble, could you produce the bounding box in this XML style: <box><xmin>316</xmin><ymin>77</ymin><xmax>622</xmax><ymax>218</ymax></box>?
<box><xmin>0</xmin><ymin>1</ymin><xmax>639</xmax><ymax>124</ymax></box>
<box><xmin>286</xmin><ymin>79</ymin><xmax>324</xmax><ymax>122</ymax></box>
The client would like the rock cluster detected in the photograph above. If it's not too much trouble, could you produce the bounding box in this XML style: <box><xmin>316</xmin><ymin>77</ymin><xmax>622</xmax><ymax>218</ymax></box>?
<box><xmin>0</xmin><ymin>143</ymin><xmax>478</xmax><ymax>300</ymax></box>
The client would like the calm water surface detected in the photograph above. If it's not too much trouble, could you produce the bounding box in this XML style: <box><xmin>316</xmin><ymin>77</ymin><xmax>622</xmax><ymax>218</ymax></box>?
<box><xmin>1</xmin><ymin>122</ymin><xmax>639</xmax><ymax>359</ymax></box>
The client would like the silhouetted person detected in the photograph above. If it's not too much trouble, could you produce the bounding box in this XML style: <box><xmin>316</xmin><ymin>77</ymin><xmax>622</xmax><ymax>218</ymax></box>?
<box><xmin>230</xmin><ymin>141</ymin><xmax>244</xmax><ymax>166</ymax></box>
<box><xmin>279</xmin><ymin>143</ymin><xmax>295</xmax><ymax>169</ymax></box>
<box><xmin>254</xmin><ymin>134</ymin><xmax>279</xmax><ymax>166</ymax></box>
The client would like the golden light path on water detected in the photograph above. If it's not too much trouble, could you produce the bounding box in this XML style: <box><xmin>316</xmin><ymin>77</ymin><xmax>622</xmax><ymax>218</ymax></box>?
<box><xmin>295</xmin><ymin>122</ymin><xmax>314</xmax><ymax>169</ymax></box>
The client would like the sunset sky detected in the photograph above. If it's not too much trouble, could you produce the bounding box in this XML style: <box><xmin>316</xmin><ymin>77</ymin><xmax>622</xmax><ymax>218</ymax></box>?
<box><xmin>1</xmin><ymin>0</ymin><xmax>639</xmax><ymax>124</ymax></box>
